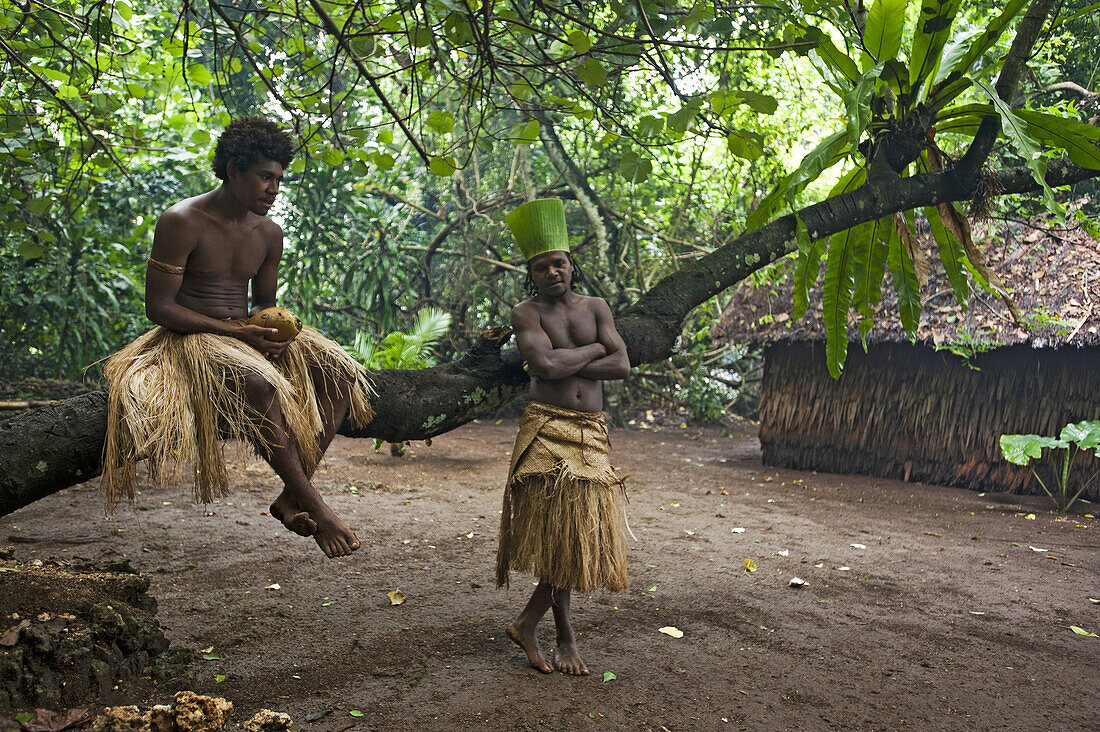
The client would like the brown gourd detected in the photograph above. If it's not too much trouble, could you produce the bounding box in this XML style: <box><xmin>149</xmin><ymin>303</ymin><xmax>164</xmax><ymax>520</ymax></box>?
<box><xmin>247</xmin><ymin>307</ymin><xmax>302</xmax><ymax>342</ymax></box>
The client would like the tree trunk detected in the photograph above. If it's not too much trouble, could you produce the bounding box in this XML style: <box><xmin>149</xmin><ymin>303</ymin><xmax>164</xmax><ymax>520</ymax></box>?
<box><xmin>1</xmin><ymin>157</ymin><xmax>1097</xmax><ymax>517</ymax></box>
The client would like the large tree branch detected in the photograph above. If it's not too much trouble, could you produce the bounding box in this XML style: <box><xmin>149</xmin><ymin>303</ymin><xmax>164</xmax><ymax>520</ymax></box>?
<box><xmin>2</xmin><ymin>155</ymin><xmax>1098</xmax><ymax>517</ymax></box>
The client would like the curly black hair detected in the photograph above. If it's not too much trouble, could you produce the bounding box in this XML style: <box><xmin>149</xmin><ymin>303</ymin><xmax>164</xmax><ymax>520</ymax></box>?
<box><xmin>211</xmin><ymin>116</ymin><xmax>294</xmax><ymax>181</ymax></box>
<box><xmin>523</xmin><ymin>252</ymin><xmax>588</xmax><ymax>297</ymax></box>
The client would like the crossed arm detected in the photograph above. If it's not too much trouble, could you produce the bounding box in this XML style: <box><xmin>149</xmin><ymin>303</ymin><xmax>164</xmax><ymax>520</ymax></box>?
<box><xmin>511</xmin><ymin>298</ymin><xmax>630</xmax><ymax>381</ymax></box>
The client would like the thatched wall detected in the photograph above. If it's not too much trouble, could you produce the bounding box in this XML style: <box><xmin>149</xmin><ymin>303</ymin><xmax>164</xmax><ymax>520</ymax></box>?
<box><xmin>760</xmin><ymin>342</ymin><xmax>1100</xmax><ymax>498</ymax></box>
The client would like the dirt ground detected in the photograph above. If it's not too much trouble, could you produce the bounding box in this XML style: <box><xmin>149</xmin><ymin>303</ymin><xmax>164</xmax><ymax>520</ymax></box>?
<box><xmin>3</xmin><ymin>419</ymin><xmax>1099</xmax><ymax>731</ymax></box>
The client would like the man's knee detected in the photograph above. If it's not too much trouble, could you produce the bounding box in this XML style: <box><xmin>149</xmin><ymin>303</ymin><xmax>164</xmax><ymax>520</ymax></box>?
<box><xmin>242</xmin><ymin>372</ymin><xmax>278</xmax><ymax>408</ymax></box>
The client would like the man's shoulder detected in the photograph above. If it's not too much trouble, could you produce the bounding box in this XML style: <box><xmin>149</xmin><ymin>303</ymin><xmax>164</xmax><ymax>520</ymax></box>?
<box><xmin>574</xmin><ymin>293</ymin><xmax>611</xmax><ymax>312</ymax></box>
<box><xmin>158</xmin><ymin>193</ymin><xmax>210</xmax><ymax>226</ymax></box>
<box><xmin>511</xmin><ymin>298</ymin><xmax>538</xmax><ymax>318</ymax></box>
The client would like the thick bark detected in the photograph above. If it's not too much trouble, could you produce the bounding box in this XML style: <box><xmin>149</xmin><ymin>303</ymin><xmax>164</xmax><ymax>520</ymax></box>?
<box><xmin>1</xmin><ymin>156</ymin><xmax>1098</xmax><ymax>517</ymax></box>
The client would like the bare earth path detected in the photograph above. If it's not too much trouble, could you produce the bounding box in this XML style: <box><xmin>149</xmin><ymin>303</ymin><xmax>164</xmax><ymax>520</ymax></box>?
<box><xmin>5</xmin><ymin>420</ymin><xmax>1099</xmax><ymax>730</ymax></box>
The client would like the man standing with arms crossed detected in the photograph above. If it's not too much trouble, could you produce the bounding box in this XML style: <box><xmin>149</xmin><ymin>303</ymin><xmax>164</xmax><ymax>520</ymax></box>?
<box><xmin>100</xmin><ymin>116</ymin><xmax>373</xmax><ymax>558</ymax></box>
<box><xmin>496</xmin><ymin>198</ymin><xmax>631</xmax><ymax>675</ymax></box>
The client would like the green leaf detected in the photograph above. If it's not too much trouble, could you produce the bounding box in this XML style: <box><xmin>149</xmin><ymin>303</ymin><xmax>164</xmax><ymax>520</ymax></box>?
<box><xmin>322</xmin><ymin>148</ymin><xmax>344</xmax><ymax>167</ymax></box>
<box><xmin>349</xmin><ymin>710</ymin><xmax>365</xmax><ymax>717</ymax></box>
<box><xmin>707</xmin><ymin>89</ymin><xmax>741</xmax><ymax>116</ymax></box>
<box><xmin>863</xmin><ymin>0</ymin><xmax>908</xmax><ymax>62</ymax></box>
<box><xmin>746</xmin><ymin>130</ymin><xmax>850</xmax><ymax>230</ymax></box>
<box><xmin>568</xmin><ymin>30</ymin><xmax>592</xmax><ymax>54</ymax></box>
<box><xmin>636</xmin><ymin>114</ymin><xmax>664</xmax><ymax>137</ymax></box>
<box><xmin>823</xmin><ymin>222</ymin><xmax>871</xmax><ymax>378</ymax></box>
<box><xmin>618</xmin><ymin>149</ymin><xmax>652</xmax><ymax>183</ymax></box>
<box><xmin>426</xmin><ymin>110</ymin><xmax>455</xmax><ymax>135</ymax></box>
<box><xmin>925</xmin><ymin>205</ymin><xmax>969</xmax><ymax>306</ymax></box>
<box><xmin>411</xmin><ymin>25</ymin><xmax>432</xmax><ymax>48</ymax></box>
<box><xmin>186</xmin><ymin>63</ymin><xmax>212</xmax><ymax>85</ymax></box>
<box><xmin>814</xmin><ymin>34</ymin><xmax>860</xmax><ymax>85</ymax></box>
<box><xmin>886</xmin><ymin>213</ymin><xmax>921</xmax><ymax>336</ymax></box>
<box><xmin>369</xmin><ymin>152</ymin><xmax>395</xmax><ymax>170</ymax></box>
<box><xmin>1059</xmin><ymin>421</ymin><xmax>1100</xmax><ymax>449</ymax></box>
<box><xmin>933</xmin><ymin>27</ymin><xmax>984</xmax><ymax>85</ymax></box>
<box><xmin>666</xmin><ymin>97</ymin><xmax>704</xmax><ymax>133</ymax></box>
<box><xmin>945</xmin><ymin>0</ymin><xmax>1029</xmax><ymax>81</ymax></box>
<box><xmin>791</xmin><ymin>215</ymin><xmax>825</xmax><ymax>321</ymax></box>
<box><xmin>15</xmin><ymin>713</ymin><xmax>32</xmax><ymax>723</ymax></box>
<box><xmin>202</xmin><ymin>652</ymin><xmax>220</xmax><ymax>660</ymax></box>
<box><xmin>738</xmin><ymin>91</ymin><xmax>778</xmax><ymax>115</ymax></box>
<box><xmin>510</xmin><ymin>119</ymin><xmax>540</xmax><ymax>145</ymax></box>
<box><xmin>215</xmin><ymin>674</ymin><xmax>226</xmax><ymax>682</ymax></box>
<box><xmin>1015</xmin><ymin>109</ymin><xmax>1100</xmax><ymax>170</ymax></box>
<box><xmin>428</xmin><ymin>156</ymin><xmax>456</xmax><ymax>176</ymax></box>
<box><xmin>973</xmin><ymin>80</ymin><xmax>1060</xmax><ymax>216</ymax></box>
<box><xmin>1070</xmin><ymin>626</ymin><xmax>1099</xmax><ymax>637</ymax></box>
<box><xmin>909</xmin><ymin>0</ymin><xmax>963</xmax><ymax>94</ymax></box>
<box><xmin>378</xmin><ymin>130</ymin><xmax>394</xmax><ymax>144</ymax></box>
<box><xmin>853</xmin><ymin>217</ymin><xmax>891</xmax><ymax>329</ymax></box>
<box><xmin>26</xmin><ymin>197</ymin><xmax>52</xmax><ymax>215</ymax></box>
<box><xmin>577</xmin><ymin>57</ymin><xmax>607</xmax><ymax>87</ymax></box>
<box><xmin>603</xmin><ymin>671</ymin><xmax>617</xmax><ymax>682</ymax></box>
<box><xmin>726</xmin><ymin>129</ymin><xmax>765</xmax><ymax>161</ymax></box>
<box><xmin>844</xmin><ymin>63</ymin><xmax>885</xmax><ymax>150</ymax></box>
<box><xmin>999</xmin><ymin>434</ymin><xmax>1066</xmax><ymax>465</ymax></box>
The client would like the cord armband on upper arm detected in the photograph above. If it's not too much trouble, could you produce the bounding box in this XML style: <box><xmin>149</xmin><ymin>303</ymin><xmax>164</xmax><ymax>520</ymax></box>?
<box><xmin>147</xmin><ymin>257</ymin><xmax>185</xmax><ymax>276</ymax></box>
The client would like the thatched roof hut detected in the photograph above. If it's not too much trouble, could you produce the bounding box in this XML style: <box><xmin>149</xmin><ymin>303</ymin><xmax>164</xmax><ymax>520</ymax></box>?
<box><xmin>712</xmin><ymin>215</ymin><xmax>1100</xmax><ymax>499</ymax></box>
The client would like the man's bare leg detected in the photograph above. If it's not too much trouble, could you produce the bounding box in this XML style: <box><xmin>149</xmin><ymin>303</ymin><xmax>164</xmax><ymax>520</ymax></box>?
<box><xmin>506</xmin><ymin>581</ymin><xmax>554</xmax><ymax>673</ymax></box>
<box><xmin>551</xmin><ymin>589</ymin><xmax>588</xmax><ymax>675</ymax></box>
<box><xmin>269</xmin><ymin>366</ymin><xmax>351</xmax><ymax>535</ymax></box>
<box><xmin>245</xmin><ymin>373</ymin><xmax>359</xmax><ymax>558</ymax></box>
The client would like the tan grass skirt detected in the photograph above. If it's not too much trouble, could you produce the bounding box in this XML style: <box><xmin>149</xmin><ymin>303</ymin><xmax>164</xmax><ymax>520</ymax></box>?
<box><xmin>100</xmin><ymin>324</ymin><xmax>374</xmax><ymax>506</ymax></box>
<box><xmin>496</xmin><ymin>401</ymin><xmax>628</xmax><ymax>593</ymax></box>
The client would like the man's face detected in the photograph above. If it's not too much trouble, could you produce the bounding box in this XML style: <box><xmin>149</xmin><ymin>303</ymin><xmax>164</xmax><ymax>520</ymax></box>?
<box><xmin>227</xmin><ymin>157</ymin><xmax>284</xmax><ymax>215</ymax></box>
<box><xmin>528</xmin><ymin>250</ymin><xmax>572</xmax><ymax>297</ymax></box>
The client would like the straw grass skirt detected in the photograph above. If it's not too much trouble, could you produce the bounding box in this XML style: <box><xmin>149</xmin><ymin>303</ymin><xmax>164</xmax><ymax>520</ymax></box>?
<box><xmin>100</xmin><ymin>324</ymin><xmax>374</xmax><ymax>505</ymax></box>
<box><xmin>496</xmin><ymin>401</ymin><xmax>628</xmax><ymax>593</ymax></box>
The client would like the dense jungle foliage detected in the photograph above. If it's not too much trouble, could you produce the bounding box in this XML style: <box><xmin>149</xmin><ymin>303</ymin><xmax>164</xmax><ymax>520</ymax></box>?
<box><xmin>1</xmin><ymin>0</ymin><xmax>1097</xmax><ymax>419</ymax></box>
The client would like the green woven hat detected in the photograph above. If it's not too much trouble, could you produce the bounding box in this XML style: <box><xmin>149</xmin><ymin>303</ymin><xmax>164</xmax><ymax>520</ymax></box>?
<box><xmin>507</xmin><ymin>198</ymin><xmax>569</xmax><ymax>261</ymax></box>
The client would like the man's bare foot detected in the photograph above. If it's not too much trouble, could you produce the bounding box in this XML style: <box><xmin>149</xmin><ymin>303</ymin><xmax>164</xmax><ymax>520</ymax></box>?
<box><xmin>553</xmin><ymin>640</ymin><xmax>589</xmax><ymax>676</ymax></box>
<box><xmin>507</xmin><ymin>622</ymin><xmax>552</xmax><ymax>673</ymax></box>
<box><xmin>269</xmin><ymin>490</ymin><xmax>316</xmax><ymax>537</ymax></box>
<box><xmin>307</xmin><ymin>502</ymin><xmax>360</xmax><ymax>558</ymax></box>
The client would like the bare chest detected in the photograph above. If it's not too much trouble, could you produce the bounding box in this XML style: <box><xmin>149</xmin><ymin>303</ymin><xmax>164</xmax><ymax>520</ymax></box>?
<box><xmin>540</xmin><ymin>306</ymin><xmax>598</xmax><ymax>348</ymax></box>
<box><xmin>185</xmin><ymin>224</ymin><xmax>270</xmax><ymax>282</ymax></box>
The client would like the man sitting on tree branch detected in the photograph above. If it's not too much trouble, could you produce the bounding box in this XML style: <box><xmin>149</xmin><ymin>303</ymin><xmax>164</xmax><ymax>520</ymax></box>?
<box><xmin>100</xmin><ymin>116</ymin><xmax>374</xmax><ymax>559</ymax></box>
<box><xmin>496</xmin><ymin>198</ymin><xmax>632</xmax><ymax>675</ymax></box>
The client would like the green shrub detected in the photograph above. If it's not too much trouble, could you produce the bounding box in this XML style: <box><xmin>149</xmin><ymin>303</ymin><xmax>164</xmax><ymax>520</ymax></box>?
<box><xmin>1000</xmin><ymin>421</ymin><xmax>1100</xmax><ymax>511</ymax></box>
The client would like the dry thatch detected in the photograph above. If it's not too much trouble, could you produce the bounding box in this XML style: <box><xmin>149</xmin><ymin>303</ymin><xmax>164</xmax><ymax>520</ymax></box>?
<box><xmin>761</xmin><ymin>341</ymin><xmax>1100</xmax><ymax>496</ymax></box>
<box><xmin>713</xmin><ymin>213</ymin><xmax>1100</xmax><ymax>499</ymax></box>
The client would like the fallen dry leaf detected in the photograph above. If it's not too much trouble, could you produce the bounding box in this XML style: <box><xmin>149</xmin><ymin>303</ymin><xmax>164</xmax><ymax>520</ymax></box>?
<box><xmin>387</xmin><ymin>590</ymin><xmax>406</xmax><ymax>606</ymax></box>
<box><xmin>21</xmin><ymin>707</ymin><xmax>89</xmax><ymax>732</ymax></box>
<box><xmin>744</xmin><ymin>558</ymin><xmax>757</xmax><ymax>573</ymax></box>
<box><xmin>658</xmin><ymin>626</ymin><xmax>684</xmax><ymax>638</ymax></box>
<box><xmin>0</xmin><ymin>619</ymin><xmax>29</xmax><ymax>646</ymax></box>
